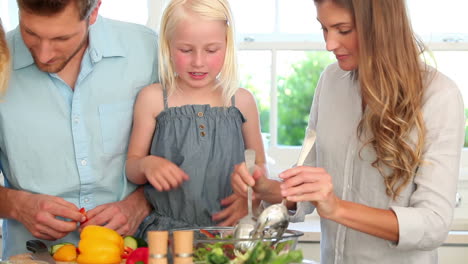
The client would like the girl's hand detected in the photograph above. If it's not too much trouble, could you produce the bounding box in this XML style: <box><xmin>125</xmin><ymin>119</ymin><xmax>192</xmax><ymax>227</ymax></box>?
<box><xmin>231</xmin><ymin>162</ymin><xmax>254</xmax><ymax>198</ymax></box>
<box><xmin>231</xmin><ymin>162</ymin><xmax>269</xmax><ymax>200</ymax></box>
<box><xmin>141</xmin><ymin>156</ymin><xmax>189</xmax><ymax>191</ymax></box>
<box><xmin>279</xmin><ymin>166</ymin><xmax>340</xmax><ymax>219</ymax></box>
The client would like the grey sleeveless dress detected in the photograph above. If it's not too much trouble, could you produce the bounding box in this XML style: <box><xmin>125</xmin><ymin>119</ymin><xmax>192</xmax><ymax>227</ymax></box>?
<box><xmin>138</xmin><ymin>88</ymin><xmax>246</xmax><ymax>234</ymax></box>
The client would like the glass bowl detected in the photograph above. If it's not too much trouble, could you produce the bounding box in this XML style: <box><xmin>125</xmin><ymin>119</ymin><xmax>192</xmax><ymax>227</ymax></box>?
<box><xmin>172</xmin><ymin>226</ymin><xmax>304</xmax><ymax>263</ymax></box>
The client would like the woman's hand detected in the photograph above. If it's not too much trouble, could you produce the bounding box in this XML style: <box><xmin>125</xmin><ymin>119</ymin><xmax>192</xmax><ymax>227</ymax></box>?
<box><xmin>279</xmin><ymin>166</ymin><xmax>341</xmax><ymax>219</ymax></box>
<box><xmin>141</xmin><ymin>156</ymin><xmax>189</xmax><ymax>191</ymax></box>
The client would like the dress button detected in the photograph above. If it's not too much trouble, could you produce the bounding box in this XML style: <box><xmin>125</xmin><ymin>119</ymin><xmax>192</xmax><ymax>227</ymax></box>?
<box><xmin>199</xmin><ymin>124</ymin><xmax>205</xmax><ymax>129</ymax></box>
<box><xmin>197</xmin><ymin>112</ymin><xmax>204</xmax><ymax>117</ymax></box>
<box><xmin>200</xmin><ymin>131</ymin><xmax>206</xmax><ymax>137</ymax></box>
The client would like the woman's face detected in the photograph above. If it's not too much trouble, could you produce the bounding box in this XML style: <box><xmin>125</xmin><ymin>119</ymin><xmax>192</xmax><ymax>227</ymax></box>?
<box><xmin>316</xmin><ymin>1</ymin><xmax>359</xmax><ymax>71</ymax></box>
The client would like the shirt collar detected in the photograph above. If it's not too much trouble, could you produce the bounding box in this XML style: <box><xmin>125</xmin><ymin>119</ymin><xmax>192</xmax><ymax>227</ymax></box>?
<box><xmin>11</xmin><ymin>15</ymin><xmax>126</xmax><ymax>70</ymax></box>
<box><xmin>87</xmin><ymin>16</ymin><xmax>126</xmax><ymax>63</ymax></box>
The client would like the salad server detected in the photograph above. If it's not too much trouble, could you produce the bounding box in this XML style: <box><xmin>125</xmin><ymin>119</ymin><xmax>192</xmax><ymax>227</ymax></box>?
<box><xmin>233</xmin><ymin>149</ymin><xmax>257</xmax><ymax>251</ymax></box>
<box><xmin>253</xmin><ymin>129</ymin><xmax>316</xmax><ymax>241</ymax></box>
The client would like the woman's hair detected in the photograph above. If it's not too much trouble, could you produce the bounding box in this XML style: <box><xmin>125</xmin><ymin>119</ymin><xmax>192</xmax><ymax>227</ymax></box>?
<box><xmin>158</xmin><ymin>0</ymin><xmax>239</xmax><ymax>106</ymax></box>
<box><xmin>17</xmin><ymin>0</ymin><xmax>99</xmax><ymax>20</ymax></box>
<box><xmin>0</xmin><ymin>23</ymin><xmax>10</xmax><ymax>95</ymax></box>
<box><xmin>315</xmin><ymin>0</ymin><xmax>426</xmax><ymax>199</ymax></box>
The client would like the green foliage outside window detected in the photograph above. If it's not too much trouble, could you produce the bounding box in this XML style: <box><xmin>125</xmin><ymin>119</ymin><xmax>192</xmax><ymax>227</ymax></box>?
<box><xmin>277</xmin><ymin>52</ymin><xmax>335</xmax><ymax>146</ymax></box>
<box><xmin>241</xmin><ymin>75</ymin><xmax>270</xmax><ymax>135</ymax></box>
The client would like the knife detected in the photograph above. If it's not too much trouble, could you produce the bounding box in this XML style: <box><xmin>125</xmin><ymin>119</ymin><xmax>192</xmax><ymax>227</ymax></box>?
<box><xmin>26</xmin><ymin>240</ymin><xmax>56</xmax><ymax>264</ymax></box>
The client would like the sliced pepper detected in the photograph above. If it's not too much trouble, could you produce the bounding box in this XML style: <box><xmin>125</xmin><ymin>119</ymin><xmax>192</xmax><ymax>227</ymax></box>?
<box><xmin>79</xmin><ymin>207</ymin><xmax>88</xmax><ymax>225</ymax></box>
<box><xmin>200</xmin><ymin>229</ymin><xmax>215</xmax><ymax>238</ymax></box>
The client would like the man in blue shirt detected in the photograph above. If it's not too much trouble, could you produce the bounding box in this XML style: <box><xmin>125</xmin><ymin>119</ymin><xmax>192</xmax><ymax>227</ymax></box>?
<box><xmin>0</xmin><ymin>0</ymin><xmax>158</xmax><ymax>258</ymax></box>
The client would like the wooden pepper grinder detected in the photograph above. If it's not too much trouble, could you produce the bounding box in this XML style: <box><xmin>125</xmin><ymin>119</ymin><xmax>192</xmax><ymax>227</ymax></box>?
<box><xmin>148</xmin><ymin>230</ymin><xmax>169</xmax><ymax>264</ymax></box>
<box><xmin>173</xmin><ymin>230</ymin><xmax>194</xmax><ymax>264</ymax></box>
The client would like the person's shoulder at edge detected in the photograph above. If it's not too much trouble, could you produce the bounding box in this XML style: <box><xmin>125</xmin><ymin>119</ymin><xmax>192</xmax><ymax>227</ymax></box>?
<box><xmin>421</xmin><ymin>63</ymin><xmax>461</xmax><ymax>102</ymax></box>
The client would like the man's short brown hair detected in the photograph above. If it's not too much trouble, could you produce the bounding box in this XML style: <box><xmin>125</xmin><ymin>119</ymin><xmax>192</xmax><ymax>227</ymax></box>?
<box><xmin>17</xmin><ymin>0</ymin><xmax>98</xmax><ymax>20</ymax></box>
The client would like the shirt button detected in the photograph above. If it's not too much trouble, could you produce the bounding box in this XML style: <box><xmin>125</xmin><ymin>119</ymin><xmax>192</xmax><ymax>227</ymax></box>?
<box><xmin>74</xmin><ymin>117</ymin><xmax>79</xmax><ymax>123</ymax></box>
<box><xmin>199</xmin><ymin>124</ymin><xmax>205</xmax><ymax>129</ymax></box>
<box><xmin>200</xmin><ymin>131</ymin><xmax>206</xmax><ymax>137</ymax></box>
<box><xmin>84</xmin><ymin>198</ymin><xmax>89</xmax><ymax>203</ymax></box>
<box><xmin>197</xmin><ymin>112</ymin><xmax>204</xmax><ymax>117</ymax></box>
<box><xmin>81</xmin><ymin>159</ymin><xmax>87</xmax><ymax>166</ymax></box>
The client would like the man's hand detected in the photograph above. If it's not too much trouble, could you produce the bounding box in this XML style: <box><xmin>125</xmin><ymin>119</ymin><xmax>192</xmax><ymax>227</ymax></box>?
<box><xmin>80</xmin><ymin>187</ymin><xmax>151</xmax><ymax>236</ymax></box>
<box><xmin>212</xmin><ymin>193</ymin><xmax>251</xmax><ymax>226</ymax></box>
<box><xmin>12</xmin><ymin>191</ymin><xmax>83</xmax><ymax>240</ymax></box>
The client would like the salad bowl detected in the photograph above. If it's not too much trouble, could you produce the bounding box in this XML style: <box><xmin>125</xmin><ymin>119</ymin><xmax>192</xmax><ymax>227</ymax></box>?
<box><xmin>172</xmin><ymin>226</ymin><xmax>304</xmax><ymax>264</ymax></box>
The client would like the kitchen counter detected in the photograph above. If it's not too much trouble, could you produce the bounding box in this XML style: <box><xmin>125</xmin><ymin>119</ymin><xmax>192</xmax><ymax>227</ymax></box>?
<box><xmin>290</xmin><ymin>215</ymin><xmax>468</xmax><ymax>263</ymax></box>
<box><xmin>289</xmin><ymin>216</ymin><xmax>468</xmax><ymax>245</ymax></box>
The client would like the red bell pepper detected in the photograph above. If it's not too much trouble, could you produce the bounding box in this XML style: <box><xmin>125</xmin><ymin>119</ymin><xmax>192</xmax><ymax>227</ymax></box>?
<box><xmin>200</xmin><ymin>229</ymin><xmax>215</xmax><ymax>238</ymax></box>
<box><xmin>122</xmin><ymin>246</ymin><xmax>134</xmax><ymax>259</ymax></box>
<box><xmin>79</xmin><ymin>207</ymin><xmax>88</xmax><ymax>225</ymax></box>
<box><xmin>126</xmin><ymin>247</ymin><xmax>149</xmax><ymax>264</ymax></box>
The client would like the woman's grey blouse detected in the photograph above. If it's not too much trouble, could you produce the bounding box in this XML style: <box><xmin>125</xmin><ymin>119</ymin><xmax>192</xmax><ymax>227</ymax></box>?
<box><xmin>291</xmin><ymin>63</ymin><xmax>465</xmax><ymax>264</ymax></box>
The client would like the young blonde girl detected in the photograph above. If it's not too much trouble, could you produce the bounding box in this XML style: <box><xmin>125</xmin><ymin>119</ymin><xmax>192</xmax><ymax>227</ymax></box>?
<box><xmin>126</xmin><ymin>0</ymin><xmax>266</xmax><ymax>232</ymax></box>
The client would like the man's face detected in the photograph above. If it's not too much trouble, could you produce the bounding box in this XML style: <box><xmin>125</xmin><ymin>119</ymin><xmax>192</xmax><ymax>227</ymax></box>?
<box><xmin>19</xmin><ymin>3</ymin><xmax>90</xmax><ymax>73</ymax></box>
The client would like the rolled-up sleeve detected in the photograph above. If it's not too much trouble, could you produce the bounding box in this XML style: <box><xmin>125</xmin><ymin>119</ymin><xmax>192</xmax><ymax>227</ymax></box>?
<box><xmin>392</xmin><ymin>74</ymin><xmax>465</xmax><ymax>250</ymax></box>
<box><xmin>290</xmin><ymin>201</ymin><xmax>316</xmax><ymax>222</ymax></box>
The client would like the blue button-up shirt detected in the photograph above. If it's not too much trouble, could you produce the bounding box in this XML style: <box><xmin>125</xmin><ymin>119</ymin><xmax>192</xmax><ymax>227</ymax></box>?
<box><xmin>1</xmin><ymin>16</ymin><xmax>158</xmax><ymax>258</ymax></box>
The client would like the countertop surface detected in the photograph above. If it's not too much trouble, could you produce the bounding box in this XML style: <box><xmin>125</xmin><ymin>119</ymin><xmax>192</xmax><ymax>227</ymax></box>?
<box><xmin>289</xmin><ymin>216</ymin><xmax>468</xmax><ymax>245</ymax></box>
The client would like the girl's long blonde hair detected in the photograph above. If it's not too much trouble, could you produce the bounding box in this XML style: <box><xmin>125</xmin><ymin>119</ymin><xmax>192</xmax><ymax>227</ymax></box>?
<box><xmin>317</xmin><ymin>0</ymin><xmax>426</xmax><ymax>199</ymax></box>
<box><xmin>158</xmin><ymin>0</ymin><xmax>238</xmax><ymax>106</ymax></box>
<box><xmin>0</xmin><ymin>24</ymin><xmax>10</xmax><ymax>95</ymax></box>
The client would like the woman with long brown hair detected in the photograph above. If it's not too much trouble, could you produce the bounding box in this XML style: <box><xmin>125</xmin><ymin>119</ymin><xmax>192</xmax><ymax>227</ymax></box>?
<box><xmin>231</xmin><ymin>0</ymin><xmax>465</xmax><ymax>263</ymax></box>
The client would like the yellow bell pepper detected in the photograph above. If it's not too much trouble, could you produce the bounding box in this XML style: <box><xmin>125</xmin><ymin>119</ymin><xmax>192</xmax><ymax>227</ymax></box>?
<box><xmin>76</xmin><ymin>225</ymin><xmax>124</xmax><ymax>264</ymax></box>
